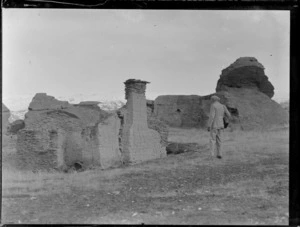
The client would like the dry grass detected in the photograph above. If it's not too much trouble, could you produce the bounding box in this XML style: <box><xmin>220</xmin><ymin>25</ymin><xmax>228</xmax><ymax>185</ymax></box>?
<box><xmin>168</xmin><ymin>126</ymin><xmax>289</xmax><ymax>163</ymax></box>
<box><xmin>1</xmin><ymin>126</ymin><xmax>289</xmax><ymax>224</ymax></box>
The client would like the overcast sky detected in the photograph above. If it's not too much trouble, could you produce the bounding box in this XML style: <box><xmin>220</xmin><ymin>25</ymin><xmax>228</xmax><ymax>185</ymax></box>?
<box><xmin>3</xmin><ymin>9</ymin><xmax>290</xmax><ymax>110</ymax></box>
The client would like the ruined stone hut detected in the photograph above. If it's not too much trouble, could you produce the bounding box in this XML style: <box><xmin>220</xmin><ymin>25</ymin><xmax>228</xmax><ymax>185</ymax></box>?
<box><xmin>16</xmin><ymin>80</ymin><xmax>167</xmax><ymax>171</ymax></box>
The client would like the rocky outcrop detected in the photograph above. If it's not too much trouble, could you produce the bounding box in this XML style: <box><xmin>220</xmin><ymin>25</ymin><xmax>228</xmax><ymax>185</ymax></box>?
<box><xmin>216</xmin><ymin>57</ymin><xmax>274</xmax><ymax>98</ymax></box>
<box><xmin>216</xmin><ymin>88</ymin><xmax>288</xmax><ymax>130</ymax></box>
<box><xmin>2</xmin><ymin>103</ymin><xmax>10</xmax><ymax>134</ymax></box>
<box><xmin>153</xmin><ymin>57</ymin><xmax>288</xmax><ymax>130</ymax></box>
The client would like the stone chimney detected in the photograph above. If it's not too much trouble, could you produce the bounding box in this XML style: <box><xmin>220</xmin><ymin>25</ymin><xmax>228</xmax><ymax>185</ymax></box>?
<box><xmin>122</xmin><ymin>79</ymin><xmax>166</xmax><ymax>163</ymax></box>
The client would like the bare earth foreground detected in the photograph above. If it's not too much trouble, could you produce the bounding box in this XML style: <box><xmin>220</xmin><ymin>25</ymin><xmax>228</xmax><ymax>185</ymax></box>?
<box><xmin>1</xmin><ymin>127</ymin><xmax>289</xmax><ymax>225</ymax></box>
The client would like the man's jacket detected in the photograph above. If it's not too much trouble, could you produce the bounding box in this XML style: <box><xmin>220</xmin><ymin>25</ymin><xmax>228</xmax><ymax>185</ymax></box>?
<box><xmin>208</xmin><ymin>101</ymin><xmax>231</xmax><ymax>129</ymax></box>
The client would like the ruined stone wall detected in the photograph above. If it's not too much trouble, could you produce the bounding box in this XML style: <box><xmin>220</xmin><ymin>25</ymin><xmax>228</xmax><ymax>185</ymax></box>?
<box><xmin>97</xmin><ymin>113</ymin><xmax>122</xmax><ymax>169</ymax></box>
<box><xmin>147</xmin><ymin>100</ymin><xmax>169</xmax><ymax>147</ymax></box>
<box><xmin>16</xmin><ymin>130</ymin><xmax>59</xmax><ymax>171</ymax></box>
<box><xmin>154</xmin><ymin>95</ymin><xmax>210</xmax><ymax>128</ymax></box>
<box><xmin>16</xmin><ymin>84</ymin><xmax>169</xmax><ymax>172</ymax></box>
<box><xmin>16</xmin><ymin>94</ymin><xmax>104</xmax><ymax>171</ymax></box>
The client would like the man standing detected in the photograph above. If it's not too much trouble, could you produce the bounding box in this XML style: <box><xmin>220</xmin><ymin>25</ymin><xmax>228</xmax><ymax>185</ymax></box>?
<box><xmin>207</xmin><ymin>95</ymin><xmax>231</xmax><ymax>159</ymax></box>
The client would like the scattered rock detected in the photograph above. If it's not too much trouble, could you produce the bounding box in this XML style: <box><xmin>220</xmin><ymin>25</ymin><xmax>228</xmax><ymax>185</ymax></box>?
<box><xmin>166</xmin><ymin>143</ymin><xmax>200</xmax><ymax>155</ymax></box>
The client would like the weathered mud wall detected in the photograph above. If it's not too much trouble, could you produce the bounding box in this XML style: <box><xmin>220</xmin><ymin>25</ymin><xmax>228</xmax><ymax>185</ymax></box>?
<box><xmin>147</xmin><ymin>100</ymin><xmax>169</xmax><ymax>147</ymax></box>
<box><xmin>154</xmin><ymin>95</ymin><xmax>210</xmax><ymax>128</ymax></box>
<box><xmin>98</xmin><ymin>113</ymin><xmax>122</xmax><ymax>169</ymax></box>
<box><xmin>16</xmin><ymin>94</ymin><xmax>105</xmax><ymax>171</ymax></box>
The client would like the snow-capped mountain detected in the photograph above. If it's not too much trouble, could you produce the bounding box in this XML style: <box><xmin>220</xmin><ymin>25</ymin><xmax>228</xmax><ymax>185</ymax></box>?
<box><xmin>4</xmin><ymin>93</ymin><xmax>126</xmax><ymax>122</ymax></box>
<box><xmin>9</xmin><ymin>110</ymin><xmax>28</xmax><ymax>122</ymax></box>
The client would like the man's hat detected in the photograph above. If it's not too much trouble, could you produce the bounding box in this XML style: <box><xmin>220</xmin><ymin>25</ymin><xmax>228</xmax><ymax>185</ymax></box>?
<box><xmin>211</xmin><ymin>95</ymin><xmax>220</xmax><ymax>101</ymax></box>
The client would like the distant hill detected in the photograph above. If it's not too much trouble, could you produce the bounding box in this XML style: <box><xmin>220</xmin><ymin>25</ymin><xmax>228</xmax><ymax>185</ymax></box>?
<box><xmin>280</xmin><ymin>100</ymin><xmax>289</xmax><ymax>112</ymax></box>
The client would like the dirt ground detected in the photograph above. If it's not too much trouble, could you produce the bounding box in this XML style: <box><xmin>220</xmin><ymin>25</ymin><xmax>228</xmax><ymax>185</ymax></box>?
<box><xmin>1</xmin><ymin>126</ymin><xmax>289</xmax><ymax>224</ymax></box>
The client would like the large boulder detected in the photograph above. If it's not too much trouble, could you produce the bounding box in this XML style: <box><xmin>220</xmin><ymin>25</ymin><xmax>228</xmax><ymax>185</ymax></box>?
<box><xmin>7</xmin><ymin>119</ymin><xmax>25</xmax><ymax>135</ymax></box>
<box><xmin>216</xmin><ymin>57</ymin><xmax>274</xmax><ymax>98</ymax></box>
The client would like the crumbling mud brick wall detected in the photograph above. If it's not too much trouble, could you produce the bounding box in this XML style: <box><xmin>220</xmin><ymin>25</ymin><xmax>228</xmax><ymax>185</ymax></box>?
<box><xmin>121</xmin><ymin>79</ymin><xmax>166</xmax><ymax>164</ymax></box>
<box><xmin>153</xmin><ymin>95</ymin><xmax>210</xmax><ymax>128</ymax></box>
<box><xmin>97</xmin><ymin>113</ymin><xmax>122</xmax><ymax>169</ymax></box>
<box><xmin>16</xmin><ymin>94</ymin><xmax>105</xmax><ymax>171</ymax></box>
<box><xmin>147</xmin><ymin>100</ymin><xmax>169</xmax><ymax>147</ymax></box>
